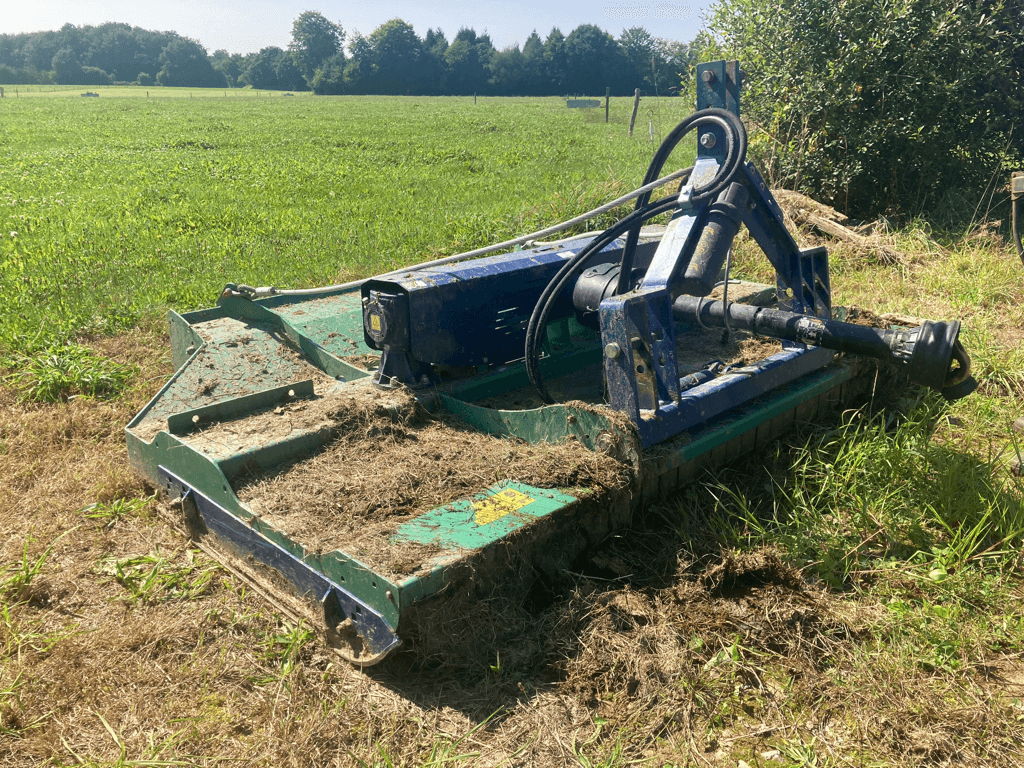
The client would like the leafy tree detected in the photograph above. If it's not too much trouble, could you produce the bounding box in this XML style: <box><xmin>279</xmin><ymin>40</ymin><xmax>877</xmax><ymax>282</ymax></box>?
<box><xmin>521</xmin><ymin>31</ymin><xmax>546</xmax><ymax>95</ymax></box>
<box><xmin>156</xmin><ymin>37</ymin><xmax>226</xmax><ymax>87</ymax></box>
<box><xmin>489</xmin><ymin>45</ymin><xmax>525</xmax><ymax>95</ymax></box>
<box><xmin>420</xmin><ymin>28</ymin><xmax>449</xmax><ymax>94</ymax></box>
<box><xmin>289</xmin><ymin>11</ymin><xmax>343</xmax><ymax>86</ymax></box>
<box><xmin>703</xmin><ymin>0</ymin><xmax>1024</xmax><ymax>215</ymax></box>
<box><xmin>311</xmin><ymin>51</ymin><xmax>347</xmax><ymax>94</ymax></box>
<box><xmin>0</xmin><ymin>35</ymin><xmax>24</xmax><ymax>70</ymax></box>
<box><xmin>445</xmin><ymin>28</ymin><xmax>492</xmax><ymax>95</ymax></box>
<box><xmin>564</xmin><ymin>24</ymin><xmax>627</xmax><ymax>95</ymax></box>
<box><xmin>78</xmin><ymin>66</ymin><xmax>115</xmax><ymax>86</ymax></box>
<box><xmin>542</xmin><ymin>28</ymin><xmax>568</xmax><ymax>93</ymax></box>
<box><xmin>338</xmin><ymin>32</ymin><xmax>373</xmax><ymax>94</ymax></box>
<box><xmin>654</xmin><ymin>38</ymin><xmax>695</xmax><ymax>98</ymax></box>
<box><xmin>51</xmin><ymin>48</ymin><xmax>83</xmax><ymax>84</ymax></box>
<box><xmin>274</xmin><ymin>52</ymin><xmax>307</xmax><ymax>91</ymax></box>
<box><xmin>52</xmin><ymin>48</ymin><xmax>112</xmax><ymax>85</ymax></box>
<box><xmin>88</xmin><ymin>24</ymin><xmax>140</xmax><ymax>81</ymax></box>
<box><xmin>22</xmin><ymin>31</ymin><xmax>60</xmax><ymax>72</ymax></box>
<box><xmin>240</xmin><ymin>46</ymin><xmax>293</xmax><ymax>89</ymax></box>
<box><xmin>130</xmin><ymin>27</ymin><xmax>173</xmax><ymax>81</ymax></box>
<box><xmin>212</xmin><ymin>49</ymin><xmax>244</xmax><ymax>87</ymax></box>
<box><xmin>368</xmin><ymin>19</ymin><xmax>421</xmax><ymax>94</ymax></box>
<box><xmin>55</xmin><ymin>23</ymin><xmax>88</xmax><ymax>62</ymax></box>
<box><xmin>619</xmin><ymin>27</ymin><xmax>660</xmax><ymax>92</ymax></box>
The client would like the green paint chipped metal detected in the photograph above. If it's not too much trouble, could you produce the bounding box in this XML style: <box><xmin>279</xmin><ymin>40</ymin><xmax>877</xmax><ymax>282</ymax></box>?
<box><xmin>393</xmin><ymin>482</ymin><xmax>579</xmax><ymax>549</ymax></box>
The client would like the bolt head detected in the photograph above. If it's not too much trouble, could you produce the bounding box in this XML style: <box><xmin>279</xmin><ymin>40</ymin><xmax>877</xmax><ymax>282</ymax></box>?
<box><xmin>604</xmin><ymin>342</ymin><xmax>621</xmax><ymax>359</ymax></box>
<box><xmin>699</xmin><ymin>133</ymin><xmax>717</xmax><ymax>149</ymax></box>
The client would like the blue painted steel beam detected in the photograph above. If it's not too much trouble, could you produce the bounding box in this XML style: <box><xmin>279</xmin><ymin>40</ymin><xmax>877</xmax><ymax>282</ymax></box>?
<box><xmin>158</xmin><ymin>466</ymin><xmax>401</xmax><ymax>661</ymax></box>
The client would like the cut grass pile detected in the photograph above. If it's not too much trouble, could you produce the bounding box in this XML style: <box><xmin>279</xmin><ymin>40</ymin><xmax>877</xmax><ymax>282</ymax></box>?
<box><xmin>0</xmin><ymin>95</ymin><xmax>1023</xmax><ymax>766</ymax></box>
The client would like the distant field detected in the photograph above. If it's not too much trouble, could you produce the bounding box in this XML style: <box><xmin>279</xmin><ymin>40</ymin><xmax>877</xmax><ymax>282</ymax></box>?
<box><xmin>0</xmin><ymin>93</ymin><xmax>692</xmax><ymax>351</ymax></box>
<box><xmin>0</xmin><ymin>84</ymin><xmax>311</xmax><ymax>98</ymax></box>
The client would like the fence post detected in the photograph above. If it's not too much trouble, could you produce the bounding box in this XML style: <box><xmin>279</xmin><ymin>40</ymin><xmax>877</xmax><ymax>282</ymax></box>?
<box><xmin>628</xmin><ymin>89</ymin><xmax>640</xmax><ymax>137</ymax></box>
<box><xmin>605</xmin><ymin>87</ymin><xmax>610</xmax><ymax>123</ymax></box>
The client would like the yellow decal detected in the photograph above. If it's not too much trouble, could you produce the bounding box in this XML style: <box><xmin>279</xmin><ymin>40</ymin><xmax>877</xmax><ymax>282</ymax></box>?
<box><xmin>472</xmin><ymin>488</ymin><xmax>534</xmax><ymax>526</ymax></box>
<box><xmin>369</xmin><ymin>314</ymin><xmax>382</xmax><ymax>332</ymax></box>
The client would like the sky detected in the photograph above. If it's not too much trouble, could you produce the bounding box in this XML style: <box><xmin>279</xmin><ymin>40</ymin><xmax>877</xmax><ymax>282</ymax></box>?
<box><xmin>2</xmin><ymin>1</ymin><xmax>716</xmax><ymax>55</ymax></box>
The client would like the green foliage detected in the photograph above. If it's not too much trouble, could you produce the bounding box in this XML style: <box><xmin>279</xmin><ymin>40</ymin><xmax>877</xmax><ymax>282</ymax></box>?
<box><xmin>79</xmin><ymin>495</ymin><xmax>154</xmax><ymax>529</ymax></box>
<box><xmin>254</xmin><ymin>620</ymin><xmax>314</xmax><ymax>682</ymax></box>
<box><xmin>0</xmin><ymin>23</ymin><xmax>215</xmax><ymax>87</ymax></box>
<box><xmin>703</xmin><ymin>0</ymin><xmax>1024</xmax><ymax>216</ymax></box>
<box><xmin>693</xmin><ymin>396</ymin><xmax>1024</xmax><ymax>586</ymax></box>
<box><xmin>5</xmin><ymin>343</ymin><xmax>134</xmax><ymax>403</ymax></box>
<box><xmin>99</xmin><ymin>548</ymin><xmax>220</xmax><ymax>605</ymax></box>
<box><xmin>1</xmin><ymin>537</ymin><xmax>60</xmax><ymax>603</ymax></box>
<box><xmin>289</xmin><ymin>11</ymin><xmax>344</xmax><ymax>86</ymax></box>
<box><xmin>1</xmin><ymin>18</ymin><xmax>696</xmax><ymax>97</ymax></box>
<box><xmin>156</xmin><ymin>37</ymin><xmax>226</xmax><ymax>88</ymax></box>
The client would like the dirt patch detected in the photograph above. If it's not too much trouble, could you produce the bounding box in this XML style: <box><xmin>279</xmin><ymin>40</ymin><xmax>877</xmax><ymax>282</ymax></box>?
<box><xmin>228</xmin><ymin>387</ymin><xmax>631</xmax><ymax>574</ymax></box>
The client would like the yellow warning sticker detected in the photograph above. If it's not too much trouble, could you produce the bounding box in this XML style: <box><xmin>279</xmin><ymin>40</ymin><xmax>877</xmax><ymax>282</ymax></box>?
<box><xmin>369</xmin><ymin>314</ymin><xmax>382</xmax><ymax>332</ymax></box>
<box><xmin>472</xmin><ymin>487</ymin><xmax>534</xmax><ymax>526</ymax></box>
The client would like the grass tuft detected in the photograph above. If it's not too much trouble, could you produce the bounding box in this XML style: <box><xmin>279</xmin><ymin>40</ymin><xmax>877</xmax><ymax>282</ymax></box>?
<box><xmin>5</xmin><ymin>342</ymin><xmax>135</xmax><ymax>403</ymax></box>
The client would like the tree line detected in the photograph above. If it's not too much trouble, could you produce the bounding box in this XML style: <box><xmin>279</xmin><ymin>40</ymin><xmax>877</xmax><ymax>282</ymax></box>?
<box><xmin>0</xmin><ymin>14</ymin><xmax>696</xmax><ymax>96</ymax></box>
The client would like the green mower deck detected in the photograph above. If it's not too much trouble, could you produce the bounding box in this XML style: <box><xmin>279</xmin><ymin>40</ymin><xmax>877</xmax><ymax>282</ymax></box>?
<box><xmin>126</xmin><ymin>280</ymin><xmax>874</xmax><ymax>665</ymax></box>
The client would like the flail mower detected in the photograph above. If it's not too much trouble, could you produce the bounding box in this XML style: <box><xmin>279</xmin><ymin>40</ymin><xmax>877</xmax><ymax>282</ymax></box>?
<box><xmin>126</xmin><ymin>61</ymin><xmax>976</xmax><ymax>665</ymax></box>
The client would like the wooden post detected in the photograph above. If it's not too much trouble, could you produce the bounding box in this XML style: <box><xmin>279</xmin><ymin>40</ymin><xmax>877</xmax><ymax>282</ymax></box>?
<box><xmin>474</xmin><ymin>93</ymin><xmax>477</xmax><ymax>105</ymax></box>
<box><xmin>605</xmin><ymin>87</ymin><xmax>610</xmax><ymax>123</ymax></box>
<box><xmin>628</xmin><ymin>88</ymin><xmax>640</xmax><ymax>137</ymax></box>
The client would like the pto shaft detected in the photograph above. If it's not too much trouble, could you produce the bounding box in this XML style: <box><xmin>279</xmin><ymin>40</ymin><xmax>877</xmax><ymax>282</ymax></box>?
<box><xmin>673</xmin><ymin>296</ymin><xmax>976</xmax><ymax>400</ymax></box>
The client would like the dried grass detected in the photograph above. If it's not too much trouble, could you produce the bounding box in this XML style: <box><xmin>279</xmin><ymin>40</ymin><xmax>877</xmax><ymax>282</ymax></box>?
<box><xmin>2</xmin><ymin>320</ymin><xmax>1024</xmax><ymax>767</ymax></box>
<box><xmin>231</xmin><ymin>388</ymin><xmax>630</xmax><ymax>571</ymax></box>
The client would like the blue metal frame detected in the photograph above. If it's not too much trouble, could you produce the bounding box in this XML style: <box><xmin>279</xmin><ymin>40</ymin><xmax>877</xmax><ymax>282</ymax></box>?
<box><xmin>360</xmin><ymin>236</ymin><xmax>659</xmax><ymax>383</ymax></box>
<box><xmin>595</xmin><ymin>61</ymin><xmax>834</xmax><ymax>447</ymax></box>
<box><xmin>353</xmin><ymin>58</ymin><xmax>836</xmax><ymax>448</ymax></box>
<box><xmin>158</xmin><ymin>466</ymin><xmax>401</xmax><ymax>660</ymax></box>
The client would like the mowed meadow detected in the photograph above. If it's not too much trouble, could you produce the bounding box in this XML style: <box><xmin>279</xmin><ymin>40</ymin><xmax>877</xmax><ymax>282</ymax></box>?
<box><xmin>0</xmin><ymin>89</ymin><xmax>690</xmax><ymax>351</ymax></box>
<box><xmin>2</xmin><ymin>88</ymin><xmax>1024</xmax><ymax>767</ymax></box>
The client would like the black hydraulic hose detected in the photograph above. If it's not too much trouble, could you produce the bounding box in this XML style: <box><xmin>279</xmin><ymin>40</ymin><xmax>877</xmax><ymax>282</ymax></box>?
<box><xmin>618</xmin><ymin>108</ymin><xmax>748</xmax><ymax>295</ymax></box>
<box><xmin>525</xmin><ymin>196</ymin><xmax>682</xmax><ymax>404</ymax></box>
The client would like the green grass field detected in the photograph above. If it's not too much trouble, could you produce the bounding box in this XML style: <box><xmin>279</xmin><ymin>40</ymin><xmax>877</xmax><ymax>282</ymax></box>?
<box><xmin>0</xmin><ymin>92</ymin><xmax>690</xmax><ymax>353</ymax></box>
<box><xmin>1</xmin><ymin>94</ymin><xmax>1023</xmax><ymax>767</ymax></box>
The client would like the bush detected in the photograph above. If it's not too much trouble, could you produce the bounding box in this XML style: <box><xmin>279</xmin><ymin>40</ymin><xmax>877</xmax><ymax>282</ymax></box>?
<box><xmin>137</xmin><ymin>72</ymin><xmax>153</xmax><ymax>86</ymax></box>
<box><xmin>79</xmin><ymin>66</ymin><xmax>114</xmax><ymax>86</ymax></box>
<box><xmin>702</xmin><ymin>0</ymin><xmax>1024</xmax><ymax>217</ymax></box>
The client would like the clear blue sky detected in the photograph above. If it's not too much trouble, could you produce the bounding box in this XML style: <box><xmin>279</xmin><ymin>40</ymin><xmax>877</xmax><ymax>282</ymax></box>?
<box><xmin>4</xmin><ymin>1</ymin><xmax>714</xmax><ymax>55</ymax></box>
